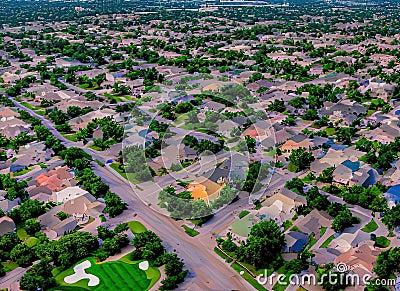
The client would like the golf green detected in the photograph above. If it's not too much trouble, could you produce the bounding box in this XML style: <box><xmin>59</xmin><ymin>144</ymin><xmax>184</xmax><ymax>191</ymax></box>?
<box><xmin>54</xmin><ymin>257</ymin><xmax>160</xmax><ymax>291</ymax></box>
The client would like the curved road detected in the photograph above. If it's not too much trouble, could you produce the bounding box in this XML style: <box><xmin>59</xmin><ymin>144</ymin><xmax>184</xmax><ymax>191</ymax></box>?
<box><xmin>8</xmin><ymin>97</ymin><xmax>254</xmax><ymax>290</ymax></box>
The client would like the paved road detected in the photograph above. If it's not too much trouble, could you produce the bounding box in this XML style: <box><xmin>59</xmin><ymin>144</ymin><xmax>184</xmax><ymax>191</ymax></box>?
<box><xmin>93</xmin><ymin>164</ymin><xmax>254</xmax><ymax>291</ymax></box>
<box><xmin>9</xmin><ymin>97</ymin><xmax>254</xmax><ymax>290</ymax></box>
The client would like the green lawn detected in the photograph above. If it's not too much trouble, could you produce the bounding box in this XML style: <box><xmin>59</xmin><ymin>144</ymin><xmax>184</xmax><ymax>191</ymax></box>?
<box><xmin>238</xmin><ymin>210</ymin><xmax>250</xmax><ymax>219</ymax></box>
<box><xmin>39</xmin><ymin>162</ymin><xmax>48</xmax><ymax>169</ymax></box>
<box><xmin>26</xmin><ymin>237</ymin><xmax>39</xmax><ymax>247</ymax></box>
<box><xmin>94</xmin><ymin>160</ymin><xmax>105</xmax><ymax>167</ymax></box>
<box><xmin>17</xmin><ymin>228</ymin><xmax>29</xmax><ymax>240</ymax></box>
<box><xmin>320</xmin><ymin>227</ymin><xmax>327</xmax><ymax>237</ymax></box>
<box><xmin>110</xmin><ymin>163</ymin><xmax>127</xmax><ymax>179</ymax></box>
<box><xmin>34</xmin><ymin>109</ymin><xmax>46</xmax><ymax>116</ymax></box>
<box><xmin>231</xmin><ymin>262</ymin><xmax>267</xmax><ymax>291</ymax></box>
<box><xmin>88</xmin><ymin>145</ymin><xmax>104</xmax><ymax>151</ymax></box>
<box><xmin>362</xmin><ymin>219</ymin><xmax>378</xmax><ymax>233</ymax></box>
<box><xmin>320</xmin><ymin>235</ymin><xmax>335</xmax><ymax>248</ymax></box>
<box><xmin>54</xmin><ymin>256</ymin><xmax>160</xmax><ymax>291</ymax></box>
<box><xmin>21</xmin><ymin>102</ymin><xmax>37</xmax><ymax>110</ymax></box>
<box><xmin>214</xmin><ymin>247</ymin><xmax>232</xmax><ymax>263</ymax></box>
<box><xmin>325</xmin><ymin>128</ymin><xmax>336</xmax><ymax>136</ymax></box>
<box><xmin>282</xmin><ymin>220</ymin><xmax>293</xmax><ymax>231</ymax></box>
<box><xmin>2</xmin><ymin>261</ymin><xmax>19</xmax><ymax>272</ymax></box>
<box><xmin>128</xmin><ymin>221</ymin><xmax>147</xmax><ymax>234</ymax></box>
<box><xmin>375</xmin><ymin>236</ymin><xmax>390</xmax><ymax>248</ymax></box>
<box><xmin>62</xmin><ymin>133</ymin><xmax>79</xmax><ymax>142</ymax></box>
<box><xmin>182</xmin><ymin>225</ymin><xmax>199</xmax><ymax>237</ymax></box>
<box><xmin>308</xmin><ymin>233</ymin><xmax>318</xmax><ymax>248</ymax></box>
<box><xmin>13</xmin><ymin>166</ymin><xmax>35</xmax><ymax>176</ymax></box>
<box><xmin>231</xmin><ymin>215</ymin><xmax>254</xmax><ymax>237</ymax></box>
<box><xmin>286</xmin><ymin>163</ymin><xmax>298</xmax><ymax>173</ymax></box>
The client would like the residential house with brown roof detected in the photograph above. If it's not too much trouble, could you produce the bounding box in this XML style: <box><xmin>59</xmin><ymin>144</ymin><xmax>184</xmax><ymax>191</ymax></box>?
<box><xmin>0</xmin><ymin>216</ymin><xmax>16</xmax><ymax>236</ymax></box>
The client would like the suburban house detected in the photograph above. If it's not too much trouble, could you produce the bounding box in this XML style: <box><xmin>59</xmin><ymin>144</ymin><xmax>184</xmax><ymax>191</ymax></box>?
<box><xmin>0</xmin><ymin>216</ymin><xmax>16</xmax><ymax>236</ymax></box>
<box><xmin>62</xmin><ymin>193</ymin><xmax>106</xmax><ymax>219</ymax></box>
<box><xmin>0</xmin><ymin>107</ymin><xmax>19</xmax><ymax>122</ymax></box>
<box><xmin>283</xmin><ymin>231</ymin><xmax>309</xmax><ymax>253</ymax></box>
<box><xmin>334</xmin><ymin>244</ymin><xmax>380</xmax><ymax>278</ymax></box>
<box><xmin>186</xmin><ymin>178</ymin><xmax>224</xmax><ymax>206</ymax></box>
<box><xmin>54</xmin><ymin>186</ymin><xmax>89</xmax><ymax>203</ymax></box>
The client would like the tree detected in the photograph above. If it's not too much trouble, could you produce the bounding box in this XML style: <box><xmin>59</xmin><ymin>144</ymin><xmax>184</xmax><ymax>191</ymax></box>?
<box><xmin>19</xmin><ymin>259</ymin><xmax>55</xmax><ymax>291</ymax></box>
<box><xmin>306</xmin><ymin>187</ymin><xmax>330</xmax><ymax>211</ymax></box>
<box><xmin>24</xmin><ymin>218</ymin><xmax>41</xmax><ymax>236</ymax></box>
<box><xmin>288</xmin><ymin>96</ymin><xmax>306</xmax><ymax>108</ymax></box>
<box><xmin>48</xmin><ymin>108</ymin><xmax>68</xmax><ymax>125</ymax></box>
<box><xmin>285</xmin><ymin>178</ymin><xmax>304</xmax><ymax>194</ymax></box>
<box><xmin>164</xmin><ymin>254</ymin><xmax>185</xmax><ymax>277</ymax></box>
<box><xmin>317</xmin><ymin>167</ymin><xmax>334</xmax><ymax>183</ymax></box>
<box><xmin>382</xmin><ymin>205</ymin><xmax>400</xmax><ymax>230</ymax></box>
<box><xmin>54</xmin><ymin>232</ymin><xmax>99</xmax><ymax>268</ymax></box>
<box><xmin>113</xmin><ymin>223</ymin><xmax>128</xmax><ymax>234</ymax></box>
<box><xmin>97</xmin><ymin>226</ymin><xmax>114</xmax><ymax>240</ymax></box>
<box><xmin>267</xmin><ymin>99</ymin><xmax>286</xmax><ymax>113</ymax></box>
<box><xmin>331</xmin><ymin>208</ymin><xmax>359</xmax><ymax>233</ymax></box>
<box><xmin>288</xmin><ymin>147</ymin><xmax>315</xmax><ymax>171</ymax></box>
<box><xmin>34</xmin><ymin>125</ymin><xmax>51</xmax><ymax>141</ymax></box>
<box><xmin>8</xmin><ymin>199</ymin><xmax>45</xmax><ymax>224</ymax></box>
<box><xmin>132</xmin><ymin>230</ymin><xmax>162</xmax><ymax>249</ymax></box>
<box><xmin>302</xmin><ymin>109</ymin><xmax>318</xmax><ymax>121</ymax></box>
<box><xmin>374</xmin><ymin>247</ymin><xmax>400</xmax><ymax>279</ymax></box>
<box><xmin>236</xmin><ymin>220</ymin><xmax>285</xmax><ymax>269</ymax></box>
<box><xmin>10</xmin><ymin>243</ymin><xmax>37</xmax><ymax>267</ymax></box>
<box><xmin>103</xmin><ymin>191</ymin><xmax>127</xmax><ymax>218</ymax></box>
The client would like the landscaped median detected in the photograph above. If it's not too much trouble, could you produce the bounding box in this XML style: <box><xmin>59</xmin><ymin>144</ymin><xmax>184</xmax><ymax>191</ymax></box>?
<box><xmin>214</xmin><ymin>245</ymin><xmax>267</xmax><ymax>291</ymax></box>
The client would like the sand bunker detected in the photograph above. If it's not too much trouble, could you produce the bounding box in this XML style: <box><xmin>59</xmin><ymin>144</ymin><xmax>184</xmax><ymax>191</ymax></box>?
<box><xmin>64</xmin><ymin>260</ymin><xmax>100</xmax><ymax>287</ymax></box>
<box><xmin>138</xmin><ymin>261</ymin><xmax>149</xmax><ymax>271</ymax></box>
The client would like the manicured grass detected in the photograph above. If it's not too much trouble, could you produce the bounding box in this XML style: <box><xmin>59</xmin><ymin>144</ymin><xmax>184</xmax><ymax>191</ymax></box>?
<box><xmin>110</xmin><ymin>163</ymin><xmax>127</xmax><ymax>179</ymax></box>
<box><xmin>39</xmin><ymin>162</ymin><xmax>48</xmax><ymax>169</ymax></box>
<box><xmin>320</xmin><ymin>227</ymin><xmax>327</xmax><ymax>237</ymax></box>
<box><xmin>214</xmin><ymin>247</ymin><xmax>232</xmax><ymax>263</ymax></box>
<box><xmin>375</xmin><ymin>236</ymin><xmax>390</xmax><ymax>248</ymax></box>
<box><xmin>238</xmin><ymin>210</ymin><xmax>250</xmax><ymax>219</ymax></box>
<box><xmin>26</xmin><ymin>237</ymin><xmax>39</xmax><ymax>247</ymax></box>
<box><xmin>94</xmin><ymin>160</ymin><xmax>105</xmax><ymax>167</ymax></box>
<box><xmin>128</xmin><ymin>221</ymin><xmax>147</xmax><ymax>234</ymax></box>
<box><xmin>286</xmin><ymin>163</ymin><xmax>298</xmax><ymax>173</ymax></box>
<box><xmin>282</xmin><ymin>220</ymin><xmax>293</xmax><ymax>231</ymax></box>
<box><xmin>99</xmin><ymin>215</ymin><xmax>106</xmax><ymax>223</ymax></box>
<box><xmin>231</xmin><ymin>215</ymin><xmax>254</xmax><ymax>237</ymax></box>
<box><xmin>54</xmin><ymin>256</ymin><xmax>159</xmax><ymax>291</ymax></box>
<box><xmin>320</xmin><ymin>235</ymin><xmax>335</xmax><ymax>248</ymax></box>
<box><xmin>17</xmin><ymin>228</ymin><xmax>28</xmax><ymax>240</ymax></box>
<box><xmin>88</xmin><ymin>145</ymin><xmax>104</xmax><ymax>151</ymax></box>
<box><xmin>2</xmin><ymin>261</ymin><xmax>19</xmax><ymax>272</ymax></box>
<box><xmin>13</xmin><ymin>166</ymin><xmax>34</xmax><ymax>176</ymax></box>
<box><xmin>265</xmin><ymin>148</ymin><xmax>277</xmax><ymax>157</ymax></box>
<box><xmin>62</xmin><ymin>133</ymin><xmax>79</xmax><ymax>142</ymax></box>
<box><xmin>21</xmin><ymin>102</ymin><xmax>37</xmax><ymax>110</ymax></box>
<box><xmin>182</xmin><ymin>225</ymin><xmax>199</xmax><ymax>237</ymax></box>
<box><xmin>362</xmin><ymin>219</ymin><xmax>378</xmax><ymax>233</ymax></box>
<box><xmin>231</xmin><ymin>262</ymin><xmax>267</xmax><ymax>291</ymax></box>
<box><xmin>119</xmin><ymin>253</ymin><xmax>161</xmax><ymax>289</ymax></box>
<box><xmin>308</xmin><ymin>233</ymin><xmax>318</xmax><ymax>248</ymax></box>
<box><xmin>325</xmin><ymin>127</ymin><xmax>336</xmax><ymax>136</ymax></box>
